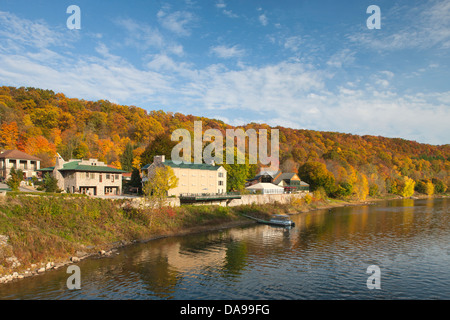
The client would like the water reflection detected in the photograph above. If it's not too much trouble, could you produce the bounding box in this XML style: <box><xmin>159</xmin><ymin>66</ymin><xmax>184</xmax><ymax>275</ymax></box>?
<box><xmin>0</xmin><ymin>198</ymin><xmax>448</xmax><ymax>299</ymax></box>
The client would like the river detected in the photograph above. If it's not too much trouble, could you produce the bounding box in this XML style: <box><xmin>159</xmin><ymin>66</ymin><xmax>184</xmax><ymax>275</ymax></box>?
<box><xmin>0</xmin><ymin>198</ymin><xmax>449</xmax><ymax>300</ymax></box>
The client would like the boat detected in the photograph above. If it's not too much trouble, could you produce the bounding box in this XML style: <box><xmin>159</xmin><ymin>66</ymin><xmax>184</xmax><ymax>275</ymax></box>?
<box><xmin>242</xmin><ymin>214</ymin><xmax>295</xmax><ymax>227</ymax></box>
<box><xmin>267</xmin><ymin>214</ymin><xmax>295</xmax><ymax>227</ymax></box>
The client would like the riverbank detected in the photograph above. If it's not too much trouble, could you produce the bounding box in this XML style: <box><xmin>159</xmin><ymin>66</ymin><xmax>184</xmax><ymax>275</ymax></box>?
<box><xmin>0</xmin><ymin>192</ymin><xmax>447</xmax><ymax>284</ymax></box>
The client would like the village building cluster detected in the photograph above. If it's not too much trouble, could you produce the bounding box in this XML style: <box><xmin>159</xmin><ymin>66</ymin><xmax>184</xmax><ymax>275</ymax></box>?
<box><xmin>0</xmin><ymin>149</ymin><xmax>309</xmax><ymax>197</ymax></box>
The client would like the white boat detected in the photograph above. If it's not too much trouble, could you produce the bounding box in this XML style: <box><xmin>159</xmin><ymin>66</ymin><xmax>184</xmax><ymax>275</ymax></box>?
<box><xmin>242</xmin><ymin>213</ymin><xmax>295</xmax><ymax>227</ymax></box>
<box><xmin>268</xmin><ymin>214</ymin><xmax>295</xmax><ymax>227</ymax></box>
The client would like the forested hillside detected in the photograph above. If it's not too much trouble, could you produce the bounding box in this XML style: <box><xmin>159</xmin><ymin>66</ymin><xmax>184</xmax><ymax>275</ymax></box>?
<box><xmin>0</xmin><ymin>86</ymin><xmax>448</xmax><ymax>199</ymax></box>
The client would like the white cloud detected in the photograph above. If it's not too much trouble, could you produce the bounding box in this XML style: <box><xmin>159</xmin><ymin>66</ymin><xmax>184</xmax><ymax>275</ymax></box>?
<box><xmin>284</xmin><ymin>36</ymin><xmax>303</xmax><ymax>52</ymax></box>
<box><xmin>326</xmin><ymin>49</ymin><xmax>355</xmax><ymax>68</ymax></box>
<box><xmin>259</xmin><ymin>14</ymin><xmax>268</xmax><ymax>26</ymax></box>
<box><xmin>0</xmin><ymin>11</ymin><xmax>448</xmax><ymax>145</ymax></box>
<box><xmin>116</xmin><ymin>18</ymin><xmax>165</xmax><ymax>50</ymax></box>
<box><xmin>157</xmin><ymin>9</ymin><xmax>194</xmax><ymax>36</ymax></box>
<box><xmin>215</xmin><ymin>1</ymin><xmax>238</xmax><ymax>18</ymax></box>
<box><xmin>350</xmin><ymin>0</ymin><xmax>450</xmax><ymax>50</ymax></box>
<box><xmin>0</xmin><ymin>11</ymin><xmax>70</xmax><ymax>49</ymax></box>
<box><xmin>223</xmin><ymin>10</ymin><xmax>239</xmax><ymax>18</ymax></box>
<box><xmin>210</xmin><ymin>45</ymin><xmax>245</xmax><ymax>59</ymax></box>
<box><xmin>116</xmin><ymin>18</ymin><xmax>185</xmax><ymax>57</ymax></box>
<box><xmin>216</xmin><ymin>1</ymin><xmax>226</xmax><ymax>9</ymax></box>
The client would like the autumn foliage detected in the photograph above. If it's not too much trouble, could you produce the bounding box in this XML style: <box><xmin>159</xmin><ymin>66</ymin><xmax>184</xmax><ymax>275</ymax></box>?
<box><xmin>0</xmin><ymin>86</ymin><xmax>448</xmax><ymax>199</ymax></box>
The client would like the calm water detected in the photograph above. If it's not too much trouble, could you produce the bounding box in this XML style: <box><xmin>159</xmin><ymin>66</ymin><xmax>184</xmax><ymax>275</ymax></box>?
<box><xmin>1</xmin><ymin>198</ymin><xmax>449</xmax><ymax>300</ymax></box>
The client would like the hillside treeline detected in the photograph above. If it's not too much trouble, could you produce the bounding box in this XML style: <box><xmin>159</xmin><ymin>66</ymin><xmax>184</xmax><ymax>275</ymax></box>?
<box><xmin>0</xmin><ymin>86</ymin><xmax>448</xmax><ymax>199</ymax></box>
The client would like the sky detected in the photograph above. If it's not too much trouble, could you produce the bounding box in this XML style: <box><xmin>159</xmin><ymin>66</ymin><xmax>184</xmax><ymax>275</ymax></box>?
<box><xmin>0</xmin><ymin>0</ymin><xmax>449</xmax><ymax>145</ymax></box>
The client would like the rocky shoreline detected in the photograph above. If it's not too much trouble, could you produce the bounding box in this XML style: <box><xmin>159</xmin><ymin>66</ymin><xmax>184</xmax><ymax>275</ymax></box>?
<box><xmin>0</xmin><ymin>219</ymin><xmax>255</xmax><ymax>285</ymax></box>
<box><xmin>1</xmin><ymin>194</ymin><xmax>447</xmax><ymax>286</ymax></box>
<box><xmin>0</xmin><ymin>238</ymin><xmax>136</xmax><ymax>284</ymax></box>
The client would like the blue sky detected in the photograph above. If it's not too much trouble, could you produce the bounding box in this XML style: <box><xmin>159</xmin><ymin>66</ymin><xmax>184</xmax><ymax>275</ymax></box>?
<box><xmin>0</xmin><ymin>0</ymin><xmax>449</xmax><ymax>145</ymax></box>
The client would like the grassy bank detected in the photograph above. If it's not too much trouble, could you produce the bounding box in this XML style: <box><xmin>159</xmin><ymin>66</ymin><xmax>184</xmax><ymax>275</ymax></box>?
<box><xmin>1</xmin><ymin>192</ymin><xmax>447</xmax><ymax>278</ymax></box>
<box><xmin>0</xmin><ymin>194</ymin><xmax>303</xmax><ymax>276</ymax></box>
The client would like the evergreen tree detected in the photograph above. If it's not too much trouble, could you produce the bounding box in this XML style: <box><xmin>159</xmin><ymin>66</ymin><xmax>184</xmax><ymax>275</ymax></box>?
<box><xmin>120</xmin><ymin>142</ymin><xmax>134</xmax><ymax>172</ymax></box>
<box><xmin>6</xmin><ymin>168</ymin><xmax>23</xmax><ymax>191</ymax></box>
<box><xmin>43</xmin><ymin>172</ymin><xmax>60</xmax><ymax>193</ymax></box>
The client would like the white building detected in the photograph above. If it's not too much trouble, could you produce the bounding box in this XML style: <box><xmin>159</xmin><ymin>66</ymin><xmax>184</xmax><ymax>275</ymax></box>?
<box><xmin>0</xmin><ymin>149</ymin><xmax>41</xmax><ymax>180</ymax></box>
<box><xmin>39</xmin><ymin>155</ymin><xmax>125</xmax><ymax>196</ymax></box>
<box><xmin>142</xmin><ymin>155</ymin><xmax>227</xmax><ymax>197</ymax></box>
<box><xmin>245</xmin><ymin>182</ymin><xmax>285</xmax><ymax>194</ymax></box>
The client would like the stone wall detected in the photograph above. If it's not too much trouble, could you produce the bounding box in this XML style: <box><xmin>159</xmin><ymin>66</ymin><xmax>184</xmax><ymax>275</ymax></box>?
<box><xmin>125</xmin><ymin>192</ymin><xmax>310</xmax><ymax>209</ymax></box>
<box><xmin>228</xmin><ymin>192</ymin><xmax>310</xmax><ymax>207</ymax></box>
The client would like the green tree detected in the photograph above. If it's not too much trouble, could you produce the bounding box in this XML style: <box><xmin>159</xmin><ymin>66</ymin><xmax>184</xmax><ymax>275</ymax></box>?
<box><xmin>369</xmin><ymin>183</ymin><xmax>379</xmax><ymax>197</ymax></box>
<box><xmin>298</xmin><ymin>161</ymin><xmax>336</xmax><ymax>195</ymax></box>
<box><xmin>140</xmin><ymin>134</ymin><xmax>177</xmax><ymax>167</ymax></box>
<box><xmin>223</xmin><ymin>164</ymin><xmax>249</xmax><ymax>192</ymax></box>
<box><xmin>129</xmin><ymin>168</ymin><xmax>143</xmax><ymax>193</ymax></box>
<box><xmin>432</xmin><ymin>178</ymin><xmax>447</xmax><ymax>194</ymax></box>
<box><xmin>120</xmin><ymin>142</ymin><xmax>134</xmax><ymax>172</ymax></box>
<box><xmin>332</xmin><ymin>181</ymin><xmax>353</xmax><ymax>198</ymax></box>
<box><xmin>73</xmin><ymin>141</ymin><xmax>89</xmax><ymax>159</ymax></box>
<box><xmin>43</xmin><ymin>172</ymin><xmax>60</xmax><ymax>193</ymax></box>
<box><xmin>6</xmin><ymin>168</ymin><xmax>23</xmax><ymax>191</ymax></box>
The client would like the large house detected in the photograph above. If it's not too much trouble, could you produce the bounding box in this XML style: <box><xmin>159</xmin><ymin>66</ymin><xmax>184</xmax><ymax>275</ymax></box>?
<box><xmin>141</xmin><ymin>155</ymin><xmax>227</xmax><ymax>197</ymax></box>
<box><xmin>245</xmin><ymin>169</ymin><xmax>282</xmax><ymax>187</ymax></box>
<box><xmin>38</xmin><ymin>155</ymin><xmax>125</xmax><ymax>196</ymax></box>
<box><xmin>0</xmin><ymin>149</ymin><xmax>41</xmax><ymax>180</ymax></box>
<box><xmin>273</xmin><ymin>172</ymin><xmax>309</xmax><ymax>192</ymax></box>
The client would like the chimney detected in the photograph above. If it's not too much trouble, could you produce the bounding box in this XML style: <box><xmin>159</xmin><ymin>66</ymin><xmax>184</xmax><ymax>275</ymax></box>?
<box><xmin>154</xmin><ymin>155</ymin><xmax>165</xmax><ymax>164</ymax></box>
<box><xmin>55</xmin><ymin>154</ymin><xmax>65</xmax><ymax>169</ymax></box>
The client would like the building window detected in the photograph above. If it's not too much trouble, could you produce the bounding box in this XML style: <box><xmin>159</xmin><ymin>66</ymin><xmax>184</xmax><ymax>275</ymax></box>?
<box><xmin>218</xmin><ymin>181</ymin><xmax>224</xmax><ymax>186</ymax></box>
<box><xmin>106</xmin><ymin>174</ymin><xmax>110</xmax><ymax>179</ymax></box>
<box><xmin>115</xmin><ymin>174</ymin><xmax>119</xmax><ymax>180</ymax></box>
<box><xmin>86</xmin><ymin>172</ymin><xmax>89</xmax><ymax>179</ymax></box>
<box><xmin>105</xmin><ymin>187</ymin><xmax>116</xmax><ymax>194</ymax></box>
<box><xmin>218</xmin><ymin>172</ymin><xmax>224</xmax><ymax>178</ymax></box>
<box><xmin>90</xmin><ymin>173</ymin><xmax>95</xmax><ymax>179</ymax></box>
<box><xmin>99</xmin><ymin>174</ymin><xmax>102</xmax><ymax>183</ymax></box>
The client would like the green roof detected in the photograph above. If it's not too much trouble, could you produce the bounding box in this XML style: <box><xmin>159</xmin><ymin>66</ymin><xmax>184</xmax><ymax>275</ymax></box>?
<box><xmin>37</xmin><ymin>166</ymin><xmax>55</xmax><ymax>172</ymax></box>
<box><xmin>38</xmin><ymin>161</ymin><xmax>126</xmax><ymax>173</ymax></box>
<box><xmin>142</xmin><ymin>160</ymin><xmax>221</xmax><ymax>171</ymax></box>
<box><xmin>163</xmin><ymin>160</ymin><xmax>221</xmax><ymax>171</ymax></box>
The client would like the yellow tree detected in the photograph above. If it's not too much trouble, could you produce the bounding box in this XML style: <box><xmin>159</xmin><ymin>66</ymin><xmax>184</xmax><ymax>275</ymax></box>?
<box><xmin>143</xmin><ymin>166</ymin><xmax>179</xmax><ymax>210</ymax></box>
<box><xmin>354</xmin><ymin>173</ymin><xmax>369</xmax><ymax>201</ymax></box>
<box><xmin>425</xmin><ymin>181</ymin><xmax>434</xmax><ymax>196</ymax></box>
<box><xmin>398</xmin><ymin>176</ymin><xmax>415</xmax><ymax>198</ymax></box>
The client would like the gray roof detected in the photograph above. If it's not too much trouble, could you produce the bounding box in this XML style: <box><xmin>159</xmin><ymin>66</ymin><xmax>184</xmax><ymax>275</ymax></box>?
<box><xmin>273</xmin><ymin>172</ymin><xmax>299</xmax><ymax>185</ymax></box>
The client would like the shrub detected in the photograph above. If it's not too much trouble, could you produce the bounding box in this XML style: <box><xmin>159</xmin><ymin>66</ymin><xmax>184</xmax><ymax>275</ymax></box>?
<box><xmin>304</xmin><ymin>194</ymin><xmax>313</xmax><ymax>204</ymax></box>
